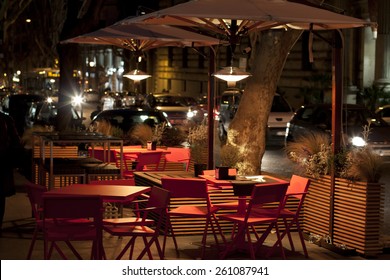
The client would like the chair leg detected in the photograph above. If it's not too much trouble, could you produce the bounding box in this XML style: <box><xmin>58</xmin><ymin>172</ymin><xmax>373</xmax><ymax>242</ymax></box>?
<box><xmin>116</xmin><ymin>237</ymin><xmax>135</xmax><ymax>260</ymax></box>
<box><xmin>246</xmin><ymin>226</ymin><xmax>256</xmax><ymax>260</ymax></box>
<box><xmin>65</xmin><ymin>241</ymin><xmax>83</xmax><ymax>259</ymax></box>
<box><xmin>283</xmin><ymin>218</ymin><xmax>295</xmax><ymax>252</ymax></box>
<box><xmin>274</xmin><ymin>224</ymin><xmax>286</xmax><ymax>259</ymax></box>
<box><xmin>163</xmin><ymin>218</ymin><xmax>179</xmax><ymax>257</ymax></box>
<box><xmin>137</xmin><ymin>235</ymin><xmax>163</xmax><ymax>260</ymax></box>
<box><xmin>220</xmin><ymin>225</ymin><xmax>245</xmax><ymax>259</ymax></box>
<box><xmin>296</xmin><ymin>220</ymin><xmax>309</xmax><ymax>258</ymax></box>
<box><xmin>27</xmin><ymin>228</ymin><xmax>39</xmax><ymax>259</ymax></box>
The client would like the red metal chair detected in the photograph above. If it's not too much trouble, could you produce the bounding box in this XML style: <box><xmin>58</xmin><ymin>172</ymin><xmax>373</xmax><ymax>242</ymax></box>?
<box><xmin>266</xmin><ymin>175</ymin><xmax>310</xmax><ymax>258</ymax></box>
<box><xmin>123</xmin><ymin>151</ymin><xmax>163</xmax><ymax>178</ymax></box>
<box><xmin>161</xmin><ymin>177</ymin><xmax>226</xmax><ymax>259</ymax></box>
<box><xmin>25</xmin><ymin>182</ymin><xmax>47</xmax><ymax>259</ymax></box>
<box><xmin>103</xmin><ymin>187</ymin><xmax>170</xmax><ymax>260</ymax></box>
<box><xmin>42</xmin><ymin>194</ymin><xmax>104</xmax><ymax>259</ymax></box>
<box><xmin>218</xmin><ymin>183</ymin><xmax>288</xmax><ymax>259</ymax></box>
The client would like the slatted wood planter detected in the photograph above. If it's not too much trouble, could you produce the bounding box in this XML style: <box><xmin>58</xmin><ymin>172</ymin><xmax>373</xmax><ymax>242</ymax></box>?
<box><xmin>333</xmin><ymin>178</ymin><xmax>384</xmax><ymax>256</ymax></box>
<box><xmin>303</xmin><ymin>175</ymin><xmax>384</xmax><ymax>256</ymax></box>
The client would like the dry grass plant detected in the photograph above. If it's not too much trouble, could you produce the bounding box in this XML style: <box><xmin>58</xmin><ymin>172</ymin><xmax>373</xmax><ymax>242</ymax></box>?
<box><xmin>339</xmin><ymin>125</ymin><xmax>384</xmax><ymax>183</ymax></box>
<box><xmin>220</xmin><ymin>144</ymin><xmax>239</xmax><ymax>168</ymax></box>
<box><xmin>286</xmin><ymin>127</ymin><xmax>384</xmax><ymax>183</ymax></box>
<box><xmin>188</xmin><ymin>122</ymin><xmax>208</xmax><ymax>164</ymax></box>
<box><xmin>285</xmin><ymin>131</ymin><xmax>332</xmax><ymax>178</ymax></box>
<box><xmin>131</xmin><ymin>123</ymin><xmax>153</xmax><ymax>146</ymax></box>
<box><xmin>340</xmin><ymin>147</ymin><xmax>383</xmax><ymax>183</ymax></box>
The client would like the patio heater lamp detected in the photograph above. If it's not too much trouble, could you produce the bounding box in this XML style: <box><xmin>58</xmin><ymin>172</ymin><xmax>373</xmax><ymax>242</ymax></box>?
<box><xmin>212</xmin><ymin>66</ymin><xmax>251</xmax><ymax>87</ymax></box>
<box><xmin>123</xmin><ymin>55</ymin><xmax>151</xmax><ymax>91</ymax></box>
<box><xmin>123</xmin><ymin>69</ymin><xmax>151</xmax><ymax>82</ymax></box>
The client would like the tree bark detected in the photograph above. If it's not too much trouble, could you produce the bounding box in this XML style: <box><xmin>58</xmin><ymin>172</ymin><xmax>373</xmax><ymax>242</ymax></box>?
<box><xmin>229</xmin><ymin>29</ymin><xmax>302</xmax><ymax>175</ymax></box>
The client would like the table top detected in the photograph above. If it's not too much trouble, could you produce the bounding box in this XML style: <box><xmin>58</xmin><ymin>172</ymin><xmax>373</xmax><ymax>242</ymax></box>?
<box><xmin>46</xmin><ymin>184</ymin><xmax>151</xmax><ymax>202</ymax></box>
<box><xmin>113</xmin><ymin>147</ymin><xmax>171</xmax><ymax>155</ymax></box>
<box><xmin>134</xmin><ymin>171</ymin><xmax>289</xmax><ymax>189</ymax></box>
<box><xmin>199</xmin><ymin>174</ymin><xmax>289</xmax><ymax>189</ymax></box>
<box><xmin>134</xmin><ymin>171</ymin><xmax>194</xmax><ymax>186</ymax></box>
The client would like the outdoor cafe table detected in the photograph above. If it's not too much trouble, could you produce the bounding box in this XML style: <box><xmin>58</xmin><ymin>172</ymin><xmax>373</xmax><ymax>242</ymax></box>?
<box><xmin>45</xmin><ymin>184</ymin><xmax>151</xmax><ymax>259</ymax></box>
<box><xmin>199</xmin><ymin>174</ymin><xmax>289</xmax><ymax>214</ymax></box>
<box><xmin>47</xmin><ymin>184</ymin><xmax>151</xmax><ymax>203</ymax></box>
<box><xmin>133</xmin><ymin>171</ymin><xmax>291</xmax><ymax>235</ymax></box>
<box><xmin>33</xmin><ymin>132</ymin><xmax>124</xmax><ymax>189</ymax></box>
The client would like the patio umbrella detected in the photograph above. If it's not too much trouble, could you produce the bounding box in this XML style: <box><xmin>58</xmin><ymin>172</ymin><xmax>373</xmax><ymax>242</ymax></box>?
<box><xmin>121</xmin><ymin>0</ymin><xmax>374</xmax><ymax>35</ymax></box>
<box><xmin>61</xmin><ymin>23</ymin><xmax>225</xmax><ymax>51</ymax></box>
<box><xmin>121</xmin><ymin>0</ymin><xmax>376</xmax><ymax>167</ymax></box>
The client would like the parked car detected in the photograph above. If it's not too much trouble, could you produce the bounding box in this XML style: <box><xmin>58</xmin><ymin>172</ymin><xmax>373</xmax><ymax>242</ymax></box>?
<box><xmin>89</xmin><ymin>106</ymin><xmax>171</xmax><ymax>133</ymax></box>
<box><xmin>285</xmin><ymin>103</ymin><xmax>390</xmax><ymax>157</ymax></box>
<box><xmin>216</xmin><ymin>88</ymin><xmax>294</xmax><ymax>142</ymax></box>
<box><xmin>153</xmin><ymin>93</ymin><xmax>206</xmax><ymax>126</ymax></box>
<box><xmin>27</xmin><ymin>101</ymin><xmax>85</xmax><ymax>131</ymax></box>
<box><xmin>375</xmin><ymin>105</ymin><xmax>390</xmax><ymax>124</ymax></box>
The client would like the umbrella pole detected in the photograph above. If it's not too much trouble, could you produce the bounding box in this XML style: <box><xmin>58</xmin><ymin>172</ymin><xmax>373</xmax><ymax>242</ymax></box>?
<box><xmin>207</xmin><ymin>47</ymin><xmax>216</xmax><ymax>169</ymax></box>
<box><xmin>330</xmin><ymin>29</ymin><xmax>344</xmax><ymax>245</ymax></box>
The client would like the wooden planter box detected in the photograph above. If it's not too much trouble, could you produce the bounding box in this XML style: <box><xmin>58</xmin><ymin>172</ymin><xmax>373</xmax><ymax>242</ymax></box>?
<box><xmin>303</xmin><ymin>175</ymin><xmax>384</xmax><ymax>256</ymax></box>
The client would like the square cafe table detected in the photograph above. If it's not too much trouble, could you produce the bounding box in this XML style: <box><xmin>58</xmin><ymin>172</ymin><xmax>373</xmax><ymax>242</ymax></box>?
<box><xmin>47</xmin><ymin>184</ymin><xmax>151</xmax><ymax>203</ymax></box>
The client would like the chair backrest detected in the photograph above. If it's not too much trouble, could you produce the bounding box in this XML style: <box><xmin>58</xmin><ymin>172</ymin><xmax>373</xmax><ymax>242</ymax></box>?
<box><xmin>161</xmin><ymin>177</ymin><xmax>208</xmax><ymax>199</ymax></box>
<box><xmin>25</xmin><ymin>182</ymin><xmax>47</xmax><ymax>222</ymax></box>
<box><xmin>89</xmin><ymin>148</ymin><xmax>117</xmax><ymax>163</ymax></box>
<box><xmin>146</xmin><ymin>186</ymin><xmax>170</xmax><ymax>209</ymax></box>
<box><xmin>285</xmin><ymin>175</ymin><xmax>310</xmax><ymax>213</ymax></box>
<box><xmin>287</xmin><ymin>175</ymin><xmax>310</xmax><ymax>200</ymax></box>
<box><xmin>89</xmin><ymin>178</ymin><xmax>135</xmax><ymax>186</ymax></box>
<box><xmin>42</xmin><ymin>194</ymin><xmax>103</xmax><ymax>221</ymax></box>
<box><xmin>165</xmin><ymin>147</ymin><xmax>190</xmax><ymax>162</ymax></box>
<box><xmin>249</xmin><ymin>184</ymin><xmax>288</xmax><ymax>214</ymax></box>
<box><xmin>136</xmin><ymin>151</ymin><xmax>163</xmax><ymax>171</ymax></box>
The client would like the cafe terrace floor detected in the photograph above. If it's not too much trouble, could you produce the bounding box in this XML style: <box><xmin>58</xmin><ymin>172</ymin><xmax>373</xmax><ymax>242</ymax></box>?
<box><xmin>1</xmin><ymin>172</ymin><xmax>390</xmax><ymax>260</ymax></box>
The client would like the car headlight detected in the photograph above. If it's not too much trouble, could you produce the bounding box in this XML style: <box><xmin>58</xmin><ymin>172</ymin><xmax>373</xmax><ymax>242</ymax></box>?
<box><xmin>351</xmin><ymin>136</ymin><xmax>366</xmax><ymax>147</ymax></box>
<box><xmin>187</xmin><ymin>110</ymin><xmax>195</xmax><ymax>119</ymax></box>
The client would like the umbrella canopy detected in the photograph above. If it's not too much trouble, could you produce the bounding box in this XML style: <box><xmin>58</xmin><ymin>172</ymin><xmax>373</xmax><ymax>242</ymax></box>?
<box><xmin>61</xmin><ymin>23</ymin><xmax>225</xmax><ymax>51</ymax></box>
<box><xmin>120</xmin><ymin>0</ymin><xmax>375</xmax><ymax>36</ymax></box>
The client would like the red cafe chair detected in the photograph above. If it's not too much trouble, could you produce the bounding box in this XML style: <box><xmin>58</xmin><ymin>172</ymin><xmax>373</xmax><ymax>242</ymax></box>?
<box><xmin>266</xmin><ymin>175</ymin><xmax>310</xmax><ymax>258</ymax></box>
<box><xmin>103</xmin><ymin>187</ymin><xmax>170</xmax><ymax>260</ymax></box>
<box><xmin>218</xmin><ymin>183</ymin><xmax>288</xmax><ymax>259</ymax></box>
<box><xmin>41</xmin><ymin>194</ymin><xmax>104</xmax><ymax>259</ymax></box>
<box><xmin>161</xmin><ymin>177</ymin><xmax>226</xmax><ymax>259</ymax></box>
<box><xmin>123</xmin><ymin>151</ymin><xmax>163</xmax><ymax>178</ymax></box>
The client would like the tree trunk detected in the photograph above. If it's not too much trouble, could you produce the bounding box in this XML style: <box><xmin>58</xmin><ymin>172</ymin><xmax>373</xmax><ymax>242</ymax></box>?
<box><xmin>229</xmin><ymin>29</ymin><xmax>302</xmax><ymax>175</ymax></box>
<box><xmin>57</xmin><ymin>0</ymin><xmax>105</xmax><ymax>131</ymax></box>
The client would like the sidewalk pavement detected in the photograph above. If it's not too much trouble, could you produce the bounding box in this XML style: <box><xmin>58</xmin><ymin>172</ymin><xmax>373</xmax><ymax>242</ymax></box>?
<box><xmin>1</xmin><ymin>171</ymin><xmax>389</xmax><ymax>260</ymax></box>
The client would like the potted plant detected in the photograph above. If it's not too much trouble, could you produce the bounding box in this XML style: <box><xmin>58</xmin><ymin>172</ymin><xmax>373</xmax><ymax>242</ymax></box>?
<box><xmin>188</xmin><ymin>122</ymin><xmax>208</xmax><ymax>176</ymax></box>
<box><xmin>217</xmin><ymin>144</ymin><xmax>240</xmax><ymax>179</ymax></box>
